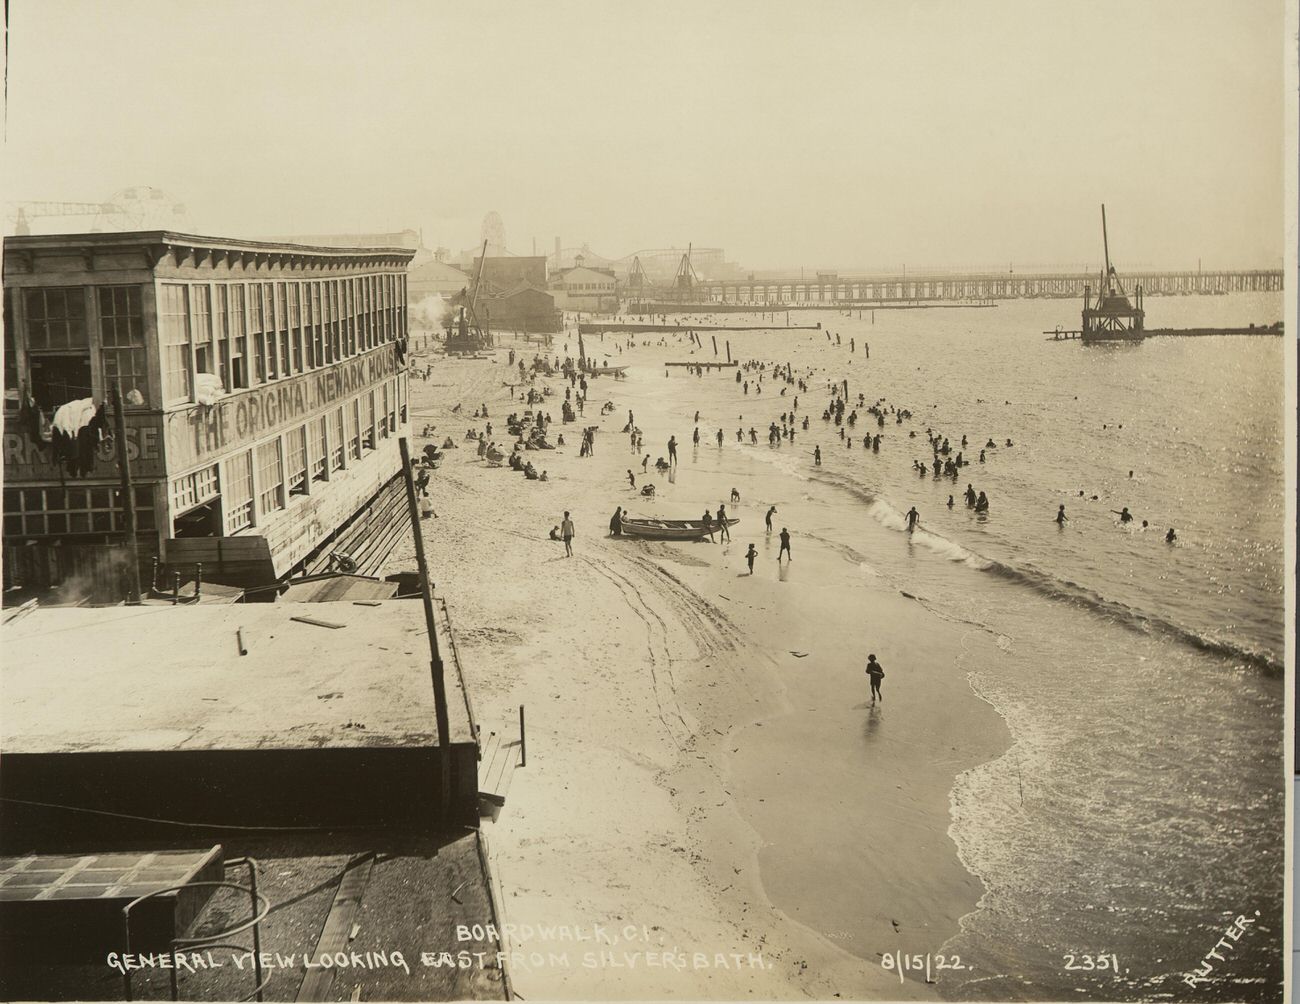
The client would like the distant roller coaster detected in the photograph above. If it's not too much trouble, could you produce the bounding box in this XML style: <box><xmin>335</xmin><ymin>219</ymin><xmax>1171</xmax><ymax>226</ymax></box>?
<box><xmin>549</xmin><ymin>245</ymin><xmax>727</xmax><ymax>277</ymax></box>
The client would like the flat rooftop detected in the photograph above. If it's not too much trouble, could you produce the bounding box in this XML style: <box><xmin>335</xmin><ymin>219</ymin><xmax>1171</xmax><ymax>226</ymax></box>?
<box><xmin>2</xmin><ymin>599</ymin><xmax>474</xmax><ymax>755</ymax></box>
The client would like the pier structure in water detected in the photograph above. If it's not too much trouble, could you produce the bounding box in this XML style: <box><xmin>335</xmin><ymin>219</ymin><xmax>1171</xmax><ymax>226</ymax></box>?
<box><xmin>678</xmin><ymin>266</ymin><xmax>1281</xmax><ymax>305</ymax></box>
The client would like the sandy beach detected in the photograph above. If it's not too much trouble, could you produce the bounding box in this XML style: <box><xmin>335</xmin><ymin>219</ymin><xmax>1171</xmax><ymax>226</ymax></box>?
<box><xmin>395</xmin><ymin>324</ymin><xmax>1012</xmax><ymax>1000</ymax></box>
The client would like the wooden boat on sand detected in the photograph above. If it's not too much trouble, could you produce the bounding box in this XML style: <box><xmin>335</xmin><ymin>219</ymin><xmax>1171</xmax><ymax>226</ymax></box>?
<box><xmin>618</xmin><ymin>516</ymin><xmax>739</xmax><ymax>541</ymax></box>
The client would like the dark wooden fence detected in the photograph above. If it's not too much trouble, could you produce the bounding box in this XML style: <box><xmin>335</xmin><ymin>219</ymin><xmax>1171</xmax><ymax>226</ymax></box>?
<box><xmin>3</xmin><ymin>542</ymin><xmax>138</xmax><ymax>605</ymax></box>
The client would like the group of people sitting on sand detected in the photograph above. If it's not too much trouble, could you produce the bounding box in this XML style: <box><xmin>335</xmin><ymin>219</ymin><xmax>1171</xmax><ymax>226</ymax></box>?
<box><xmin>507</xmin><ymin>446</ymin><xmax>547</xmax><ymax>481</ymax></box>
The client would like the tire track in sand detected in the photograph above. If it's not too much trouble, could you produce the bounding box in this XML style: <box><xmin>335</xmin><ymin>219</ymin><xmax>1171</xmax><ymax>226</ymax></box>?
<box><xmin>582</xmin><ymin>551</ymin><xmax>698</xmax><ymax>751</ymax></box>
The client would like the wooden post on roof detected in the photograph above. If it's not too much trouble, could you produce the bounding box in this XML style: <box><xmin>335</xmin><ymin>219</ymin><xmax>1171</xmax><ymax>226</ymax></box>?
<box><xmin>399</xmin><ymin>437</ymin><xmax>452</xmax><ymax>808</ymax></box>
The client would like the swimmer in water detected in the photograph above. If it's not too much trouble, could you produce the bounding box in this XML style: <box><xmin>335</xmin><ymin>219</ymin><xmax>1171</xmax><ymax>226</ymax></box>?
<box><xmin>905</xmin><ymin>506</ymin><xmax>920</xmax><ymax>531</ymax></box>
<box><xmin>1116</xmin><ymin>507</ymin><xmax>1134</xmax><ymax>523</ymax></box>
<box><xmin>947</xmin><ymin>495</ymin><xmax>955</xmax><ymax>509</ymax></box>
<box><xmin>1056</xmin><ymin>504</ymin><xmax>1068</xmax><ymax>525</ymax></box>
<box><xmin>1165</xmin><ymin>527</ymin><xmax>1177</xmax><ymax>543</ymax></box>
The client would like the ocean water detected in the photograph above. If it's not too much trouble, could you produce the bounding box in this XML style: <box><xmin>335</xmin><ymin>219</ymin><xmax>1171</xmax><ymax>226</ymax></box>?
<box><xmin>638</xmin><ymin>293</ymin><xmax>1287</xmax><ymax>1000</ymax></box>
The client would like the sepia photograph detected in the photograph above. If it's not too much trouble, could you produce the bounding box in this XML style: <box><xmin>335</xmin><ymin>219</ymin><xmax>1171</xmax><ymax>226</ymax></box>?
<box><xmin>0</xmin><ymin>2</ymin><xmax>1294</xmax><ymax>1001</ymax></box>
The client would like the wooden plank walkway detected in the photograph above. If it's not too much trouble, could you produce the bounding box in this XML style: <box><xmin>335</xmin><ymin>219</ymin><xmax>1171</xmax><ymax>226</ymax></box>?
<box><xmin>478</xmin><ymin>730</ymin><xmax>522</xmax><ymax>807</ymax></box>
<box><xmin>296</xmin><ymin>854</ymin><xmax>375</xmax><ymax>1002</ymax></box>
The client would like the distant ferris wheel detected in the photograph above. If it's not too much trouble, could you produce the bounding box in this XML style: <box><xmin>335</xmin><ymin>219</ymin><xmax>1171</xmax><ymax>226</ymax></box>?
<box><xmin>91</xmin><ymin>186</ymin><xmax>188</xmax><ymax>233</ymax></box>
<box><xmin>480</xmin><ymin>210</ymin><xmax>506</xmax><ymax>254</ymax></box>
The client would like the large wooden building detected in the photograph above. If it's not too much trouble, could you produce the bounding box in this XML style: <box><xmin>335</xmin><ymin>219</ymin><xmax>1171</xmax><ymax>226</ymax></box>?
<box><xmin>549</xmin><ymin>262</ymin><xmax>619</xmax><ymax>313</ymax></box>
<box><xmin>2</xmin><ymin>231</ymin><xmax>417</xmax><ymax>598</ymax></box>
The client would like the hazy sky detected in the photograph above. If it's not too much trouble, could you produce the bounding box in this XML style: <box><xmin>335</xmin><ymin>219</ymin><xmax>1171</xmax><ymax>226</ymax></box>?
<box><xmin>4</xmin><ymin>0</ymin><xmax>1288</xmax><ymax>271</ymax></box>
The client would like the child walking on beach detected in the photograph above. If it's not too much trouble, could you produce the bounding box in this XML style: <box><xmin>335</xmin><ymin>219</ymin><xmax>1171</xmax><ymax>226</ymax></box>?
<box><xmin>561</xmin><ymin>511</ymin><xmax>575</xmax><ymax>557</ymax></box>
<box><xmin>866</xmin><ymin>654</ymin><xmax>884</xmax><ymax>703</ymax></box>
<box><xmin>745</xmin><ymin>543</ymin><xmax>757</xmax><ymax>574</ymax></box>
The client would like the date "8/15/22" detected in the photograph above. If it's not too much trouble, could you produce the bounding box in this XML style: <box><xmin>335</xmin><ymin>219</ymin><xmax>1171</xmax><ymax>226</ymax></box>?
<box><xmin>1063</xmin><ymin>954</ymin><xmax>1124</xmax><ymax>974</ymax></box>
<box><xmin>880</xmin><ymin>952</ymin><xmax>968</xmax><ymax>984</ymax></box>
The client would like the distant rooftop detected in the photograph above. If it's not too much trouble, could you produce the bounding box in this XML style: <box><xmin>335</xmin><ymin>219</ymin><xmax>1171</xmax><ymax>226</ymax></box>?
<box><xmin>4</xmin><ymin>230</ymin><xmax>417</xmax><ymax>259</ymax></box>
<box><xmin>261</xmin><ymin>229</ymin><xmax>422</xmax><ymax>250</ymax></box>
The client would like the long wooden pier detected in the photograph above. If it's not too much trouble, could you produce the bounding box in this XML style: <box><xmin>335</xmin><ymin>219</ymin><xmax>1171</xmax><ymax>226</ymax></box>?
<box><xmin>627</xmin><ymin>301</ymin><xmax>996</xmax><ymax>314</ymax></box>
<box><xmin>1146</xmin><ymin>324</ymin><xmax>1284</xmax><ymax>337</ymax></box>
<box><xmin>665</xmin><ymin>361</ymin><xmax>738</xmax><ymax>368</ymax></box>
<box><xmin>1045</xmin><ymin>323</ymin><xmax>1283</xmax><ymax>341</ymax></box>
<box><xmin>579</xmin><ymin>322</ymin><xmax>820</xmax><ymax>334</ymax></box>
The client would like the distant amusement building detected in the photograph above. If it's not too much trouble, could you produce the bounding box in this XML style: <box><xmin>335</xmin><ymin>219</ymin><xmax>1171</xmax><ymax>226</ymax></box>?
<box><xmin>6</xmin><ymin>186</ymin><xmax>188</xmax><ymax>237</ymax></box>
<box><xmin>480</xmin><ymin>212</ymin><xmax>507</xmax><ymax>256</ymax></box>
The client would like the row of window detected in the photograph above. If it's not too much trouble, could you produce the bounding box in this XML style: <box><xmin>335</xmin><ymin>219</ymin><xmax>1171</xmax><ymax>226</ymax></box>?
<box><xmin>4</xmin><ymin>273</ymin><xmax>408</xmax><ymax>413</ymax></box>
<box><xmin>163</xmin><ymin>377</ymin><xmax>408</xmax><ymax>536</ymax></box>
<box><xmin>160</xmin><ymin>274</ymin><xmax>407</xmax><ymax>406</ymax></box>
<box><xmin>3</xmin><ymin>485</ymin><xmax>156</xmax><ymax>538</ymax></box>
<box><xmin>5</xmin><ymin>286</ymin><xmax>148</xmax><ymax>412</ymax></box>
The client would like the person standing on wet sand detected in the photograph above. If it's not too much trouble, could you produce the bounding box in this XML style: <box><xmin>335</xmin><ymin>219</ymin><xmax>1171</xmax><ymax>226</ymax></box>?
<box><xmin>745</xmin><ymin>543</ymin><xmax>757</xmax><ymax>574</ymax></box>
<box><xmin>766</xmin><ymin>505</ymin><xmax>777</xmax><ymax>532</ymax></box>
<box><xmin>716</xmin><ymin>504</ymin><xmax>731</xmax><ymax>542</ymax></box>
<box><xmin>561</xmin><ymin>511</ymin><xmax>575</xmax><ymax>557</ymax></box>
<box><xmin>814</xmin><ymin>446</ymin><xmax>822</xmax><ymax>466</ymax></box>
<box><xmin>668</xmin><ymin>436</ymin><xmax>678</xmax><ymax>466</ymax></box>
<box><xmin>866</xmin><ymin>654</ymin><xmax>884</xmax><ymax>703</ymax></box>
<box><xmin>778</xmin><ymin>527</ymin><xmax>792</xmax><ymax>561</ymax></box>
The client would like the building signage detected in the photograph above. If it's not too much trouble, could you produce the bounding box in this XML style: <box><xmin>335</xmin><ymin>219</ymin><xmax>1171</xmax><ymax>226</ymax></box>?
<box><xmin>3</xmin><ymin>419</ymin><xmax>166</xmax><ymax>482</ymax></box>
<box><xmin>167</xmin><ymin>344</ymin><xmax>399</xmax><ymax>470</ymax></box>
